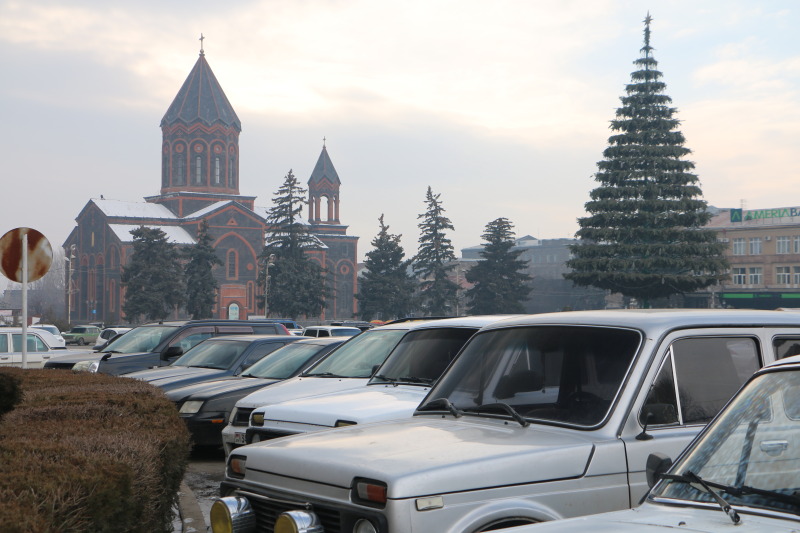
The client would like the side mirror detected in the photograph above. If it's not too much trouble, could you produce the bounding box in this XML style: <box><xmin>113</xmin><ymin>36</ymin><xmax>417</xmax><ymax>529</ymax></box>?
<box><xmin>645</xmin><ymin>452</ymin><xmax>672</xmax><ymax>488</ymax></box>
<box><xmin>160</xmin><ymin>345</ymin><xmax>183</xmax><ymax>361</ymax></box>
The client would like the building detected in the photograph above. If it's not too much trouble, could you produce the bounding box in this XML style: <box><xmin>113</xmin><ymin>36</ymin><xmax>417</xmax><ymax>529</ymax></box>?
<box><xmin>63</xmin><ymin>49</ymin><xmax>358</xmax><ymax>324</ymax></box>
<box><xmin>700</xmin><ymin>206</ymin><xmax>800</xmax><ymax>309</ymax></box>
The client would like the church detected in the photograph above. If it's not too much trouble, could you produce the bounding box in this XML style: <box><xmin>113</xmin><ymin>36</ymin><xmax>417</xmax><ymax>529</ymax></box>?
<box><xmin>63</xmin><ymin>47</ymin><xmax>359</xmax><ymax>324</ymax></box>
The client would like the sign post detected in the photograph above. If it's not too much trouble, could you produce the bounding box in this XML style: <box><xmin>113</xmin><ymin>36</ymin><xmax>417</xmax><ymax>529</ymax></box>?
<box><xmin>0</xmin><ymin>228</ymin><xmax>53</xmax><ymax>368</ymax></box>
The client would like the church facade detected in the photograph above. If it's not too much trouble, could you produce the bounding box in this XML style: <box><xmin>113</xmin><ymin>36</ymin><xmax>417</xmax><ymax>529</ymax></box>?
<box><xmin>63</xmin><ymin>50</ymin><xmax>358</xmax><ymax>324</ymax></box>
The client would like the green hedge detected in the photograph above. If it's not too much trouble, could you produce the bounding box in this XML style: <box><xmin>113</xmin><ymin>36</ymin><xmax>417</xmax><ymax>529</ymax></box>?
<box><xmin>0</xmin><ymin>368</ymin><xmax>190</xmax><ymax>532</ymax></box>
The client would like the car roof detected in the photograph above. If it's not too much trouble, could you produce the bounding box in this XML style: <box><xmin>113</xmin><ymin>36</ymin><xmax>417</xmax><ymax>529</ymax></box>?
<box><xmin>292</xmin><ymin>336</ymin><xmax>348</xmax><ymax>345</ymax></box>
<box><xmin>198</xmin><ymin>334</ymin><xmax>293</xmax><ymax>342</ymax></box>
<box><xmin>369</xmin><ymin>315</ymin><xmax>522</xmax><ymax>332</ymax></box>
<box><xmin>478</xmin><ymin>309</ymin><xmax>800</xmax><ymax>335</ymax></box>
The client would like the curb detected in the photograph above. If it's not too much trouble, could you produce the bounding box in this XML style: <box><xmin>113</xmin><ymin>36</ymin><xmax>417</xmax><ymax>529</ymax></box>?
<box><xmin>176</xmin><ymin>480</ymin><xmax>209</xmax><ymax>533</ymax></box>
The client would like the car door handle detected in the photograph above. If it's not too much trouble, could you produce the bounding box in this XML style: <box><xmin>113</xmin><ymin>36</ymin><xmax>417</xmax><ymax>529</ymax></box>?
<box><xmin>0</xmin><ymin>356</ymin><xmax>8</xmax><ymax>360</ymax></box>
<box><xmin>760</xmin><ymin>440</ymin><xmax>788</xmax><ymax>456</ymax></box>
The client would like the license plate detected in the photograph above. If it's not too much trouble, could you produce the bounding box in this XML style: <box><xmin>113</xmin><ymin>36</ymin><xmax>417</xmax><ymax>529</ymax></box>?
<box><xmin>234</xmin><ymin>432</ymin><xmax>247</xmax><ymax>445</ymax></box>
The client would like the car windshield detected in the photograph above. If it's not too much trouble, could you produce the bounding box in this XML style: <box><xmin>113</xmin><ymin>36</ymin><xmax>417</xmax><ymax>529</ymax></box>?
<box><xmin>419</xmin><ymin>325</ymin><xmax>641</xmax><ymax>427</ymax></box>
<box><xmin>172</xmin><ymin>339</ymin><xmax>249</xmax><ymax>370</ymax></box>
<box><xmin>242</xmin><ymin>342</ymin><xmax>340</xmax><ymax>379</ymax></box>
<box><xmin>651</xmin><ymin>370</ymin><xmax>800</xmax><ymax>517</ymax></box>
<box><xmin>371</xmin><ymin>328</ymin><xmax>476</xmax><ymax>385</ymax></box>
<box><xmin>304</xmin><ymin>329</ymin><xmax>408</xmax><ymax>378</ymax></box>
<box><xmin>34</xmin><ymin>326</ymin><xmax>59</xmax><ymax>335</ymax></box>
<box><xmin>100</xmin><ymin>325</ymin><xmax>179</xmax><ymax>353</ymax></box>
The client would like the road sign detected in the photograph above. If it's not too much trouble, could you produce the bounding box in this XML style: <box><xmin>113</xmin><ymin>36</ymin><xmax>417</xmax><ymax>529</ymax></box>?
<box><xmin>0</xmin><ymin>227</ymin><xmax>53</xmax><ymax>283</ymax></box>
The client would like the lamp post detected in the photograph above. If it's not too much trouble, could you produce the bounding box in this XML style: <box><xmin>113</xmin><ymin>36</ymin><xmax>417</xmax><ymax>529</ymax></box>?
<box><xmin>264</xmin><ymin>254</ymin><xmax>276</xmax><ymax>317</ymax></box>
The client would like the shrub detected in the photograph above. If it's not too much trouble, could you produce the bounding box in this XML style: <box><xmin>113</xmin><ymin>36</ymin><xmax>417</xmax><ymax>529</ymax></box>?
<box><xmin>0</xmin><ymin>369</ymin><xmax>190</xmax><ymax>532</ymax></box>
<box><xmin>0</xmin><ymin>371</ymin><xmax>21</xmax><ymax>417</ymax></box>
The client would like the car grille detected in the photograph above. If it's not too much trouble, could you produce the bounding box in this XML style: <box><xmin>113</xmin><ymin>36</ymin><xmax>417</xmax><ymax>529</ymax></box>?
<box><xmin>237</xmin><ymin>490</ymin><xmax>342</xmax><ymax>533</ymax></box>
<box><xmin>233</xmin><ymin>407</ymin><xmax>254</xmax><ymax>426</ymax></box>
<box><xmin>43</xmin><ymin>361</ymin><xmax>75</xmax><ymax>370</ymax></box>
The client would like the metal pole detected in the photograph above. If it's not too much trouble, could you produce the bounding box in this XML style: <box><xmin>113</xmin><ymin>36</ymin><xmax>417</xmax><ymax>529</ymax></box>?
<box><xmin>22</xmin><ymin>233</ymin><xmax>28</xmax><ymax>369</ymax></box>
<box><xmin>264</xmin><ymin>254</ymin><xmax>275</xmax><ymax>317</ymax></box>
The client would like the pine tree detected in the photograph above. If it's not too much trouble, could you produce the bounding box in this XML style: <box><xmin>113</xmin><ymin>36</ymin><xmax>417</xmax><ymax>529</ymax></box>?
<box><xmin>465</xmin><ymin>218</ymin><xmax>532</xmax><ymax>314</ymax></box>
<box><xmin>121</xmin><ymin>226</ymin><xmax>186</xmax><ymax>322</ymax></box>
<box><xmin>184</xmin><ymin>220</ymin><xmax>221</xmax><ymax>319</ymax></box>
<box><xmin>565</xmin><ymin>14</ymin><xmax>728</xmax><ymax>306</ymax></box>
<box><xmin>357</xmin><ymin>215</ymin><xmax>416</xmax><ymax>321</ymax></box>
<box><xmin>260</xmin><ymin>170</ymin><xmax>327</xmax><ymax>318</ymax></box>
<box><xmin>414</xmin><ymin>186</ymin><xmax>458</xmax><ymax>315</ymax></box>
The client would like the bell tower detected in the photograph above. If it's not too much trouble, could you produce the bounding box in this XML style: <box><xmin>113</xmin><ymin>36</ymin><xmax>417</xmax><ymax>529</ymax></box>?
<box><xmin>307</xmin><ymin>141</ymin><xmax>341</xmax><ymax>224</ymax></box>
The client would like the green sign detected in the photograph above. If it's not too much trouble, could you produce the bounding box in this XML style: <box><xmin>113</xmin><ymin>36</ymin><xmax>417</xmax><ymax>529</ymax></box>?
<box><xmin>731</xmin><ymin>207</ymin><xmax>800</xmax><ymax>222</ymax></box>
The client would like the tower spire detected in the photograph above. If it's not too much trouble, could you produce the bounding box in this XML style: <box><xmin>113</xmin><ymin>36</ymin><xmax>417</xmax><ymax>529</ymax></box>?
<box><xmin>199</xmin><ymin>33</ymin><xmax>205</xmax><ymax>56</ymax></box>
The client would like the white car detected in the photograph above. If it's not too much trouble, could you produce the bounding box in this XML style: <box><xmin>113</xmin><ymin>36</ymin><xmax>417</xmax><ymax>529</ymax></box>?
<box><xmin>213</xmin><ymin>309</ymin><xmax>800</xmax><ymax>533</ymax></box>
<box><xmin>0</xmin><ymin>328</ymin><xmax>83</xmax><ymax>368</ymax></box>
<box><xmin>245</xmin><ymin>315</ymin><xmax>516</xmax><ymax>445</ymax></box>
<box><xmin>302</xmin><ymin>325</ymin><xmax>362</xmax><ymax>338</ymax></box>
<box><xmin>92</xmin><ymin>327</ymin><xmax>132</xmax><ymax>351</ymax></box>
<box><xmin>223</xmin><ymin>319</ymin><xmax>443</xmax><ymax>455</ymax></box>
<box><xmin>498</xmin><ymin>354</ymin><xmax>800</xmax><ymax>532</ymax></box>
<box><xmin>30</xmin><ymin>324</ymin><xmax>66</xmax><ymax>348</ymax></box>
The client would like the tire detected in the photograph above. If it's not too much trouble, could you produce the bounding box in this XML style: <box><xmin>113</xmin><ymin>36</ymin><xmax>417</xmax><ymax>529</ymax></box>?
<box><xmin>77</xmin><ymin>337</ymin><xmax>86</xmax><ymax>346</ymax></box>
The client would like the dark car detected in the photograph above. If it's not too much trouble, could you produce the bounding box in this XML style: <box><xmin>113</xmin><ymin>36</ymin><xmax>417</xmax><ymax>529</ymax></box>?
<box><xmin>43</xmin><ymin>319</ymin><xmax>290</xmax><ymax>375</ymax></box>
<box><xmin>124</xmin><ymin>334</ymin><xmax>298</xmax><ymax>392</ymax></box>
<box><xmin>168</xmin><ymin>336</ymin><xmax>346</xmax><ymax>447</ymax></box>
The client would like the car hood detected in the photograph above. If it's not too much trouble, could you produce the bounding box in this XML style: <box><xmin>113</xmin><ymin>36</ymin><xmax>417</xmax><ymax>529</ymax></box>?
<box><xmin>236</xmin><ymin>376</ymin><xmax>371</xmax><ymax>409</ymax></box>
<box><xmin>166</xmin><ymin>377</ymin><xmax>279</xmax><ymax>401</ymax></box>
<box><xmin>260</xmin><ymin>384</ymin><xmax>428</xmax><ymax>428</ymax></box>
<box><xmin>501</xmin><ymin>503</ymin><xmax>800</xmax><ymax>532</ymax></box>
<box><xmin>239</xmin><ymin>417</ymin><xmax>595</xmax><ymax>499</ymax></box>
<box><xmin>45</xmin><ymin>351</ymin><xmax>106</xmax><ymax>364</ymax></box>
<box><xmin>126</xmin><ymin>366</ymin><xmax>227</xmax><ymax>387</ymax></box>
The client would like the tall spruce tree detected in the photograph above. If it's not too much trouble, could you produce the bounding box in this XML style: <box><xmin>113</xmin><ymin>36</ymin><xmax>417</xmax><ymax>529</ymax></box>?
<box><xmin>121</xmin><ymin>226</ymin><xmax>186</xmax><ymax>322</ymax></box>
<box><xmin>465</xmin><ymin>218</ymin><xmax>532</xmax><ymax>314</ymax></box>
<box><xmin>565</xmin><ymin>14</ymin><xmax>728</xmax><ymax>305</ymax></box>
<box><xmin>184</xmin><ymin>220</ymin><xmax>221</xmax><ymax>319</ymax></box>
<box><xmin>357</xmin><ymin>215</ymin><xmax>416</xmax><ymax>321</ymax></box>
<box><xmin>414</xmin><ymin>186</ymin><xmax>458</xmax><ymax>315</ymax></box>
<box><xmin>260</xmin><ymin>170</ymin><xmax>327</xmax><ymax>318</ymax></box>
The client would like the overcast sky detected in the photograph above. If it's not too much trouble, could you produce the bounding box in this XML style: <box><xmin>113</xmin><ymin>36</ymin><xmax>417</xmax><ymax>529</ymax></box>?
<box><xmin>2</xmin><ymin>0</ymin><xmax>799</xmax><ymax>291</ymax></box>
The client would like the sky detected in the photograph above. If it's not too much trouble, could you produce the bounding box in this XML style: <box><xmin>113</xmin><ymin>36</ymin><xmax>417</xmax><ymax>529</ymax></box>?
<box><xmin>2</xmin><ymin>0</ymin><xmax>800</xmax><ymax>291</ymax></box>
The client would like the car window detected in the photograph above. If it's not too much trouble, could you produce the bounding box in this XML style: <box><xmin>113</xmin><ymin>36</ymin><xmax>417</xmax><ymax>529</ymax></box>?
<box><xmin>101</xmin><ymin>325</ymin><xmax>179</xmax><ymax>353</ymax></box>
<box><xmin>0</xmin><ymin>335</ymin><xmax>7</xmax><ymax>352</ymax></box>
<box><xmin>173</xmin><ymin>339</ymin><xmax>249</xmax><ymax>369</ymax></box>
<box><xmin>12</xmin><ymin>334</ymin><xmax>47</xmax><ymax>352</ymax></box>
<box><xmin>168</xmin><ymin>326</ymin><xmax>215</xmax><ymax>353</ymax></box>
<box><xmin>641</xmin><ymin>336</ymin><xmax>760</xmax><ymax>426</ymax></box>
<box><xmin>240</xmin><ymin>342</ymin><xmax>289</xmax><ymax>369</ymax></box>
<box><xmin>774</xmin><ymin>337</ymin><xmax>800</xmax><ymax>359</ymax></box>
<box><xmin>243</xmin><ymin>341</ymin><xmax>342</xmax><ymax>379</ymax></box>
<box><xmin>373</xmin><ymin>328</ymin><xmax>476</xmax><ymax>384</ymax></box>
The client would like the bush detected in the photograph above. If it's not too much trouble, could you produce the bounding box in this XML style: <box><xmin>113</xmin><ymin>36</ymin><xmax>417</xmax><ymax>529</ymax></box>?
<box><xmin>0</xmin><ymin>369</ymin><xmax>190</xmax><ymax>532</ymax></box>
<box><xmin>0</xmin><ymin>371</ymin><xmax>21</xmax><ymax>417</ymax></box>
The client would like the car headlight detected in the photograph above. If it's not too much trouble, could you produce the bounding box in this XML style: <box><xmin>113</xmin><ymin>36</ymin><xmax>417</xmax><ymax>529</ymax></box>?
<box><xmin>353</xmin><ymin>519</ymin><xmax>378</xmax><ymax>533</ymax></box>
<box><xmin>210</xmin><ymin>496</ymin><xmax>255</xmax><ymax>533</ymax></box>
<box><xmin>179</xmin><ymin>400</ymin><xmax>204</xmax><ymax>414</ymax></box>
<box><xmin>72</xmin><ymin>360</ymin><xmax>99</xmax><ymax>373</ymax></box>
<box><xmin>274</xmin><ymin>510</ymin><xmax>323</xmax><ymax>533</ymax></box>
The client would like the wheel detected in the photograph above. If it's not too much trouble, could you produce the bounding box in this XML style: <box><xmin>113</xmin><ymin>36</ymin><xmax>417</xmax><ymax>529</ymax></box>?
<box><xmin>77</xmin><ymin>337</ymin><xmax>86</xmax><ymax>346</ymax></box>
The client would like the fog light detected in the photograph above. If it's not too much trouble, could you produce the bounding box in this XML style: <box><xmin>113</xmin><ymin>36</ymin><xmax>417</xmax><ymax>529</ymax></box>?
<box><xmin>252</xmin><ymin>412</ymin><xmax>264</xmax><ymax>426</ymax></box>
<box><xmin>275</xmin><ymin>510</ymin><xmax>323</xmax><ymax>533</ymax></box>
<box><xmin>209</xmin><ymin>496</ymin><xmax>255</xmax><ymax>533</ymax></box>
<box><xmin>353</xmin><ymin>518</ymin><xmax>377</xmax><ymax>533</ymax></box>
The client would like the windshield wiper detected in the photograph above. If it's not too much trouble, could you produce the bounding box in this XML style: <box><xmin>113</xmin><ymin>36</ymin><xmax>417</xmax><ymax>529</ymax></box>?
<box><xmin>418</xmin><ymin>397</ymin><xmax>462</xmax><ymax>418</ymax></box>
<box><xmin>396</xmin><ymin>375</ymin><xmax>434</xmax><ymax>385</ymax></box>
<box><xmin>661</xmin><ymin>471</ymin><xmax>741</xmax><ymax>524</ymax></box>
<box><xmin>306</xmin><ymin>372</ymin><xmax>347</xmax><ymax>378</ymax></box>
<box><xmin>464</xmin><ymin>402</ymin><xmax>530</xmax><ymax>427</ymax></box>
<box><xmin>662</xmin><ymin>472</ymin><xmax>800</xmax><ymax>513</ymax></box>
<box><xmin>372</xmin><ymin>374</ymin><xmax>399</xmax><ymax>385</ymax></box>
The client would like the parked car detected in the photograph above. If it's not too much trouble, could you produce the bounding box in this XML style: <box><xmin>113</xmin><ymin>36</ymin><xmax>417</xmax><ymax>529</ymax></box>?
<box><xmin>30</xmin><ymin>324</ymin><xmax>66</xmax><ymax>348</ymax></box>
<box><xmin>0</xmin><ymin>328</ymin><xmax>83</xmax><ymax>368</ymax></box>
<box><xmin>302</xmin><ymin>325</ymin><xmax>362</xmax><ymax>338</ymax></box>
<box><xmin>92</xmin><ymin>327</ymin><xmax>132</xmax><ymax>351</ymax></box>
<box><xmin>213</xmin><ymin>309</ymin><xmax>800</xmax><ymax>533</ymax></box>
<box><xmin>62</xmin><ymin>325</ymin><xmax>101</xmax><ymax>346</ymax></box>
<box><xmin>221</xmin><ymin>319</ymin><xmax>445</xmax><ymax>455</ymax></box>
<box><xmin>245</xmin><ymin>315</ymin><xmax>515</xmax><ymax>446</ymax></box>
<box><xmin>43</xmin><ymin>319</ymin><xmax>290</xmax><ymax>375</ymax></box>
<box><xmin>124</xmin><ymin>334</ymin><xmax>299</xmax><ymax>392</ymax></box>
<box><xmin>492</xmin><ymin>353</ymin><xmax>800</xmax><ymax>532</ymax></box>
<box><xmin>168</xmin><ymin>337</ymin><xmax>346</xmax><ymax>448</ymax></box>
<box><xmin>258</xmin><ymin>319</ymin><xmax>304</xmax><ymax>336</ymax></box>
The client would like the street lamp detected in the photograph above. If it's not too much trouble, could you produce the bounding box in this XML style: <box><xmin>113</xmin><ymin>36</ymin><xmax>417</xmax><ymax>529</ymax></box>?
<box><xmin>264</xmin><ymin>254</ymin><xmax>276</xmax><ymax>317</ymax></box>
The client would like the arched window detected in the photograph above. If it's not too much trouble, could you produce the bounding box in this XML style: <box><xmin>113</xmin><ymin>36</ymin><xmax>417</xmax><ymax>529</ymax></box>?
<box><xmin>195</xmin><ymin>156</ymin><xmax>203</xmax><ymax>184</ymax></box>
<box><xmin>172</xmin><ymin>144</ymin><xmax>186</xmax><ymax>185</ymax></box>
<box><xmin>214</xmin><ymin>157</ymin><xmax>221</xmax><ymax>185</ymax></box>
<box><xmin>228</xmin><ymin>152</ymin><xmax>236</xmax><ymax>188</ymax></box>
<box><xmin>227</xmin><ymin>250</ymin><xmax>237</xmax><ymax>279</ymax></box>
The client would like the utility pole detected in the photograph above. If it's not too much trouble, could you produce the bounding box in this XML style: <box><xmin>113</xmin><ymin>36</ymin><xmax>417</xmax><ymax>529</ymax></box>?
<box><xmin>66</xmin><ymin>244</ymin><xmax>76</xmax><ymax>325</ymax></box>
<box><xmin>264</xmin><ymin>254</ymin><xmax>276</xmax><ymax>317</ymax></box>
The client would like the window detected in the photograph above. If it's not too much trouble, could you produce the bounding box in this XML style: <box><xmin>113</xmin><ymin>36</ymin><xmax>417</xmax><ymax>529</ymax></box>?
<box><xmin>795</xmin><ymin>236</ymin><xmax>800</xmax><ymax>254</ymax></box>
<box><xmin>168</xmin><ymin>326</ymin><xmax>215</xmax><ymax>354</ymax></box>
<box><xmin>794</xmin><ymin>266</ymin><xmax>800</xmax><ymax>286</ymax></box>
<box><xmin>732</xmin><ymin>238</ymin><xmax>746</xmax><ymax>255</ymax></box>
<box><xmin>214</xmin><ymin>157</ymin><xmax>221</xmax><ymax>184</ymax></box>
<box><xmin>777</xmin><ymin>266</ymin><xmax>792</xmax><ymax>285</ymax></box>
<box><xmin>228</xmin><ymin>158</ymin><xmax>236</xmax><ymax>188</ymax></box>
<box><xmin>0</xmin><ymin>335</ymin><xmax>7</xmax><ymax>352</ymax></box>
<box><xmin>749</xmin><ymin>237</ymin><xmax>762</xmax><ymax>255</ymax></box>
<box><xmin>641</xmin><ymin>337</ymin><xmax>760</xmax><ymax>426</ymax></box>
<box><xmin>195</xmin><ymin>156</ymin><xmax>202</xmax><ymax>184</ymax></box>
<box><xmin>12</xmin><ymin>334</ymin><xmax>47</xmax><ymax>352</ymax></box>
<box><xmin>227</xmin><ymin>250</ymin><xmax>237</xmax><ymax>279</ymax></box>
<box><xmin>749</xmin><ymin>267</ymin><xmax>763</xmax><ymax>285</ymax></box>
<box><xmin>732</xmin><ymin>267</ymin><xmax>747</xmax><ymax>285</ymax></box>
<box><xmin>777</xmin><ymin>236</ymin><xmax>791</xmax><ymax>254</ymax></box>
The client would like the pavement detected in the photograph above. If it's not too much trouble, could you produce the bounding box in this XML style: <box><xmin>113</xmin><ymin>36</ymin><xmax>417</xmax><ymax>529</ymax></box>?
<box><xmin>173</xmin><ymin>448</ymin><xmax>227</xmax><ymax>533</ymax></box>
<box><xmin>173</xmin><ymin>480</ymin><xmax>210</xmax><ymax>533</ymax></box>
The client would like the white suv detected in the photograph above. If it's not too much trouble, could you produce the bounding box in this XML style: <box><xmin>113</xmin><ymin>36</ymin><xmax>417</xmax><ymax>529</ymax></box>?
<box><xmin>0</xmin><ymin>328</ymin><xmax>81</xmax><ymax>368</ymax></box>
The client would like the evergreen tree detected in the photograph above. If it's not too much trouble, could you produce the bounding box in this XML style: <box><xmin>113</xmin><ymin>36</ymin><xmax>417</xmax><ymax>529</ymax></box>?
<box><xmin>414</xmin><ymin>186</ymin><xmax>458</xmax><ymax>315</ymax></box>
<box><xmin>184</xmin><ymin>220</ymin><xmax>221</xmax><ymax>319</ymax></box>
<box><xmin>465</xmin><ymin>218</ymin><xmax>532</xmax><ymax>314</ymax></box>
<box><xmin>565</xmin><ymin>14</ymin><xmax>728</xmax><ymax>305</ymax></box>
<box><xmin>259</xmin><ymin>170</ymin><xmax>327</xmax><ymax>318</ymax></box>
<box><xmin>357</xmin><ymin>215</ymin><xmax>416</xmax><ymax>321</ymax></box>
<box><xmin>121</xmin><ymin>226</ymin><xmax>186</xmax><ymax>322</ymax></box>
